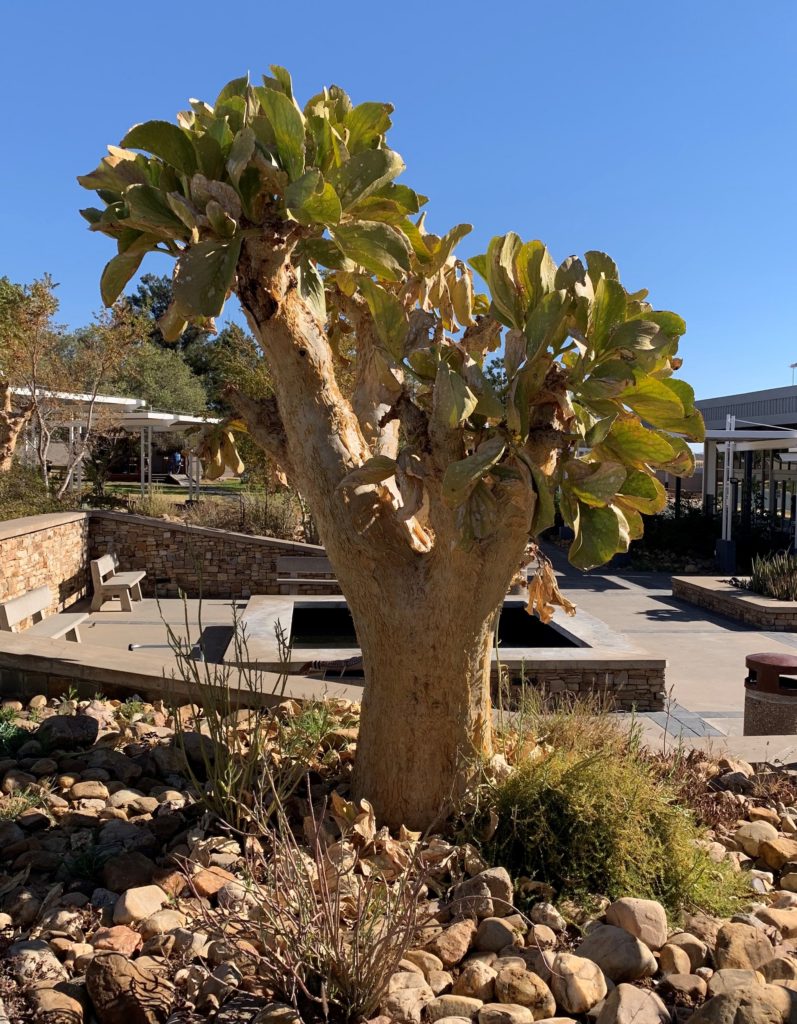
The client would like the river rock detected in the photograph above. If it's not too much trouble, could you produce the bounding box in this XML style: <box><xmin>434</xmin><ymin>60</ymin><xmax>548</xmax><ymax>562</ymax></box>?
<box><xmin>714</xmin><ymin>922</ymin><xmax>774</xmax><ymax>970</ymax></box>
<box><xmin>427</xmin><ymin>920</ymin><xmax>478</xmax><ymax>968</ymax></box>
<box><xmin>734</xmin><ymin>821</ymin><xmax>779</xmax><ymax>857</ymax></box>
<box><xmin>690</xmin><ymin>983</ymin><xmax>796</xmax><ymax>1023</ymax></box>
<box><xmin>86</xmin><ymin>952</ymin><xmax>174</xmax><ymax>1023</ymax></box>
<box><xmin>453</xmin><ymin>960</ymin><xmax>497</xmax><ymax>1001</ymax></box>
<box><xmin>494</xmin><ymin>966</ymin><xmax>555</xmax><ymax>1018</ymax></box>
<box><xmin>38</xmin><ymin>714</ymin><xmax>99</xmax><ymax>749</ymax></box>
<box><xmin>476</xmin><ymin>918</ymin><xmax>520</xmax><ymax>953</ymax></box>
<box><xmin>605</xmin><ymin>897</ymin><xmax>668</xmax><ymax>951</ymax></box>
<box><xmin>548</xmin><ymin>953</ymin><xmax>606</xmax><ymax>1014</ymax></box>
<box><xmin>113</xmin><ymin>884</ymin><xmax>168</xmax><ymax>925</ymax></box>
<box><xmin>666</xmin><ymin>931</ymin><xmax>709</xmax><ymax>971</ymax></box>
<box><xmin>8</xmin><ymin>939</ymin><xmax>68</xmax><ymax>985</ymax></box>
<box><xmin>478</xmin><ymin>1004</ymin><xmax>535</xmax><ymax>1024</ymax></box>
<box><xmin>426</xmin><ymin>995</ymin><xmax>484</xmax><ymax>1020</ymax></box>
<box><xmin>595</xmin><ymin>983</ymin><xmax>669</xmax><ymax>1023</ymax></box>
<box><xmin>760</xmin><ymin>838</ymin><xmax>797</xmax><ymax>871</ymax></box>
<box><xmin>575</xmin><ymin>924</ymin><xmax>657</xmax><ymax>982</ymax></box>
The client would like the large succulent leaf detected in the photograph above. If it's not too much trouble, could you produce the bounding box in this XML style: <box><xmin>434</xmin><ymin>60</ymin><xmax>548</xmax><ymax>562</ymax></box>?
<box><xmin>434</xmin><ymin>362</ymin><xmax>478</xmax><ymax>430</ymax></box>
<box><xmin>173</xmin><ymin>237</ymin><xmax>242</xmax><ymax>318</ymax></box>
<box><xmin>358</xmin><ymin>278</ymin><xmax>407</xmax><ymax>360</ymax></box>
<box><xmin>284</xmin><ymin>169</ymin><xmax>341</xmax><ymax>226</ymax></box>
<box><xmin>100</xmin><ymin>249</ymin><xmax>147</xmax><ymax>306</ymax></box>
<box><xmin>330</xmin><ymin>222</ymin><xmax>411</xmax><ymax>281</ymax></box>
<box><xmin>442</xmin><ymin>436</ymin><xmax>506</xmax><ymax>507</ymax></box>
<box><xmin>569</xmin><ymin>504</ymin><xmax>628</xmax><ymax>570</ymax></box>
<box><xmin>257</xmin><ymin>88</ymin><xmax>305</xmax><ymax>181</ymax></box>
<box><xmin>121</xmin><ymin>120</ymin><xmax>198</xmax><ymax>175</ymax></box>
<box><xmin>328</xmin><ymin>148</ymin><xmax>405</xmax><ymax>210</ymax></box>
<box><xmin>345</xmin><ymin>102</ymin><xmax>393</xmax><ymax>153</ymax></box>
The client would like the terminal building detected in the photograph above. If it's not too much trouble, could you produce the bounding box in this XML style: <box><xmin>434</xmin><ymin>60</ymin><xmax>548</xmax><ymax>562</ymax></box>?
<box><xmin>695</xmin><ymin>386</ymin><xmax>797</xmax><ymax>559</ymax></box>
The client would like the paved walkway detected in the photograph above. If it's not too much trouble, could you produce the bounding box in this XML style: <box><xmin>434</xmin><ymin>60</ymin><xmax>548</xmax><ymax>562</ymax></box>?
<box><xmin>545</xmin><ymin>543</ymin><xmax>797</xmax><ymax>754</ymax></box>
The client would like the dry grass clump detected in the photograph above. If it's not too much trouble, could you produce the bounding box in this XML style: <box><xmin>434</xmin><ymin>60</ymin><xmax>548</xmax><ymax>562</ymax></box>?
<box><xmin>479</xmin><ymin>688</ymin><xmax>747</xmax><ymax>917</ymax></box>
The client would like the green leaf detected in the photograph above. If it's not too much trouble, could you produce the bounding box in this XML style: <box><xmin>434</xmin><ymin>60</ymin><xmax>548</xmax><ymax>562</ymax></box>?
<box><xmin>525</xmin><ymin>289</ymin><xmax>570</xmax><ymax>361</ymax></box>
<box><xmin>206</xmin><ymin>200</ymin><xmax>237</xmax><ymax>237</ymax></box>
<box><xmin>330</xmin><ymin>221</ymin><xmax>411</xmax><ymax>281</ymax></box>
<box><xmin>506</xmin><ymin>359</ymin><xmax>549</xmax><ymax>440</ymax></box>
<box><xmin>590</xmin><ymin>277</ymin><xmax>627</xmax><ymax>351</ymax></box>
<box><xmin>476</xmin><ymin>233</ymin><xmax>524</xmax><ymax>329</ymax></box>
<box><xmin>660</xmin><ymin>377</ymin><xmax>696</xmax><ymax>415</ymax></box>
<box><xmin>268</xmin><ymin>65</ymin><xmax>295</xmax><ymax>100</ymax></box>
<box><xmin>166</xmin><ymin>192</ymin><xmax>200</xmax><ymax>232</ymax></box>
<box><xmin>443</xmin><ymin>436</ymin><xmax>506</xmax><ymax>507</ymax></box>
<box><xmin>215</xmin><ymin>76</ymin><xmax>249</xmax><ymax>108</ymax></box>
<box><xmin>297</xmin><ymin>237</ymin><xmax>354</xmax><ymax>271</ymax></box>
<box><xmin>284</xmin><ymin>169</ymin><xmax>341</xmax><ymax>226</ymax></box>
<box><xmin>600</xmin><ymin>419</ymin><xmax>676</xmax><ymax>467</ymax></box>
<box><xmin>124</xmin><ymin>184</ymin><xmax>188</xmax><ymax>237</ymax></box>
<box><xmin>569</xmin><ymin>504</ymin><xmax>625</xmax><ymax>570</ymax></box>
<box><xmin>345</xmin><ymin>101</ymin><xmax>393</xmax><ymax>153</ymax></box>
<box><xmin>329</xmin><ymin>148</ymin><xmax>405</xmax><ymax>210</ymax></box>
<box><xmin>584</xmin><ymin>413</ymin><xmax>617</xmax><ymax>447</ymax></box>
<box><xmin>173</xmin><ymin>237</ymin><xmax>242</xmax><ymax>318</ymax></box>
<box><xmin>565</xmin><ymin>460</ymin><xmax>627</xmax><ymax>507</ymax></box>
<box><xmin>655</xmin><ymin>432</ymin><xmax>697</xmax><ymax>474</ymax></box>
<box><xmin>516</xmin><ymin>453</ymin><xmax>556</xmax><ymax>535</ymax></box>
<box><xmin>226</xmin><ymin>127</ymin><xmax>256</xmax><ymax>183</ymax></box>
<box><xmin>100</xmin><ymin>249</ymin><xmax>145</xmax><ymax>306</ymax></box>
<box><xmin>616</xmin><ymin>470</ymin><xmax>668</xmax><ymax>514</ymax></box>
<box><xmin>619</xmin><ymin>372</ymin><xmax>685</xmax><ymax>425</ymax></box>
<box><xmin>585</xmin><ymin>250</ymin><xmax>619</xmax><ymax>286</ymax></box>
<box><xmin>193</xmin><ymin>133</ymin><xmax>225</xmax><ymax>179</ymax></box>
<box><xmin>358</xmin><ymin>278</ymin><xmax>407</xmax><ymax>360</ymax></box>
<box><xmin>515</xmin><ymin>240</ymin><xmax>557</xmax><ymax>308</ymax></box>
<box><xmin>120</xmin><ymin>120</ymin><xmax>197</xmax><ymax>175</ymax></box>
<box><xmin>338</xmin><ymin>455</ymin><xmax>397</xmax><ymax>489</ymax></box>
<box><xmin>608</xmin><ymin>319</ymin><xmax>668</xmax><ymax>353</ymax></box>
<box><xmin>158</xmin><ymin>300</ymin><xmax>188</xmax><ymax>343</ymax></box>
<box><xmin>349</xmin><ymin>183</ymin><xmax>423</xmax><ymax>223</ymax></box>
<box><xmin>296</xmin><ymin>256</ymin><xmax>326</xmax><ymax>322</ymax></box>
<box><xmin>258</xmin><ymin>88</ymin><xmax>306</xmax><ymax>181</ymax></box>
<box><xmin>424</xmin><ymin>224</ymin><xmax>473</xmax><ymax>276</ymax></box>
<box><xmin>434</xmin><ymin>362</ymin><xmax>478</xmax><ymax>430</ymax></box>
<box><xmin>634</xmin><ymin>309</ymin><xmax>686</xmax><ymax>338</ymax></box>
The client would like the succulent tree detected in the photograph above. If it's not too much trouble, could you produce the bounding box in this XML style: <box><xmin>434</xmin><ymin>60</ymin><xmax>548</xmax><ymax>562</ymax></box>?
<box><xmin>80</xmin><ymin>68</ymin><xmax>703</xmax><ymax>829</ymax></box>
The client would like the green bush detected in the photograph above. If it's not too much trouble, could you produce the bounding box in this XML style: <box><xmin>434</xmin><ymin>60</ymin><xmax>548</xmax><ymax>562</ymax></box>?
<box><xmin>481</xmin><ymin>692</ymin><xmax>746</xmax><ymax>917</ymax></box>
<box><xmin>0</xmin><ymin>463</ymin><xmax>63</xmax><ymax>521</ymax></box>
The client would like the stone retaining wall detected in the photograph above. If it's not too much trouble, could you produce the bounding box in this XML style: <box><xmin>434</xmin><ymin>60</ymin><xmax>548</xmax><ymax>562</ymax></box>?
<box><xmin>673</xmin><ymin>576</ymin><xmax>797</xmax><ymax>630</ymax></box>
<box><xmin>504</xmin><ymin>665</ymin><xmax>665</xmax><ymax>712</ymax></box>
<box><xmin>0</xmin><ymin>513</ymin><xmax>90</xmax><ymax>613</ymax></box>
<box><xmin>88</xmin><ymin>511</ymin><xmax>337</xmax><ymax>598</ymax></box>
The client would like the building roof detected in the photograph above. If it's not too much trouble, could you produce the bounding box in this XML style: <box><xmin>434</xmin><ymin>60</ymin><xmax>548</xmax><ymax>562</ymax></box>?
<box><xmin>697</xmin><ymin>385</ymin><xmax>797</xmax><ymax>430</ymax></box>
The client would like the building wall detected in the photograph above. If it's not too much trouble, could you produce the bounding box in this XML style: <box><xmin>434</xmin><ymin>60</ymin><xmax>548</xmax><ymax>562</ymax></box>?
<box><xmin>0</xmin><ymin>513</ymin><xmax>90</xmax><ymax>611</ymax></box>
<box><xmin>88</xmin><ymin>511</ymin><xmax>335</xmax><ymax>598</ymax></box>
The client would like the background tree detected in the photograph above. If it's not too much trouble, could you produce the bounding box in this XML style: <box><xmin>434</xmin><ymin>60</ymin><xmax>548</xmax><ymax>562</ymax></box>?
<box><xmin>81</xmin><ymin>69</ymin><xmax>704</xmax><ymax>829</ymax></box>
<box><xmin>0</xmin><ymin>275</ymin><xmax>60</xmax><ymax>472</ymax></box>
<box><xmin>110</xmin><ymin>340</ymin><xmax>208</xmax><ymax>414</ymax></box>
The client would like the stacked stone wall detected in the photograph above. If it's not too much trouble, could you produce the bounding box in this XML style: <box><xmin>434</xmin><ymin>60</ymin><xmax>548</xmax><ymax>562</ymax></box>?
<box><xmin>0</xmin><ymin>513</ymin><xmax>89</xmax><ymax>613</ymax></box>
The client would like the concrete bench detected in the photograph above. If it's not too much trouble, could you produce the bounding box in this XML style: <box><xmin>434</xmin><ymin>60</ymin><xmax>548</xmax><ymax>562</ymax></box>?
<box><xmin>0</xmin><ymin>586</ymin><xmax>87</xmax><ymax>642</ymax></box>
<box><xmin>276</xmin><ymin>555</ymin><xmax>338</xmax><ymax>594</ymax></box>
<box><xmin>90</xmin><ymin>553</ymin><xmax>146</xmax><ymax>612</ymax></box>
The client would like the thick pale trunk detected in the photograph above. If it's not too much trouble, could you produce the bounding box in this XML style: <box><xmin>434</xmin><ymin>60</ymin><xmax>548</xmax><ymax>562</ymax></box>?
<box><xmin>350</xmin><ymin>591</ymin><xmax>496</xmax><ymax>830</ymax></box>
<box><xmin>234</xmin><ymin>242</ymin><xmax>538</xmax><ymax>829</ymax></box>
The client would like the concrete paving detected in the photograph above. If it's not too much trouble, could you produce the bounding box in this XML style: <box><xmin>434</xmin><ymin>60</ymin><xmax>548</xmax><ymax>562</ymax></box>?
<box><xmin>545</xmin><ymin>543</ymin><xmax>797</xmax><ymax>751</ymax></box>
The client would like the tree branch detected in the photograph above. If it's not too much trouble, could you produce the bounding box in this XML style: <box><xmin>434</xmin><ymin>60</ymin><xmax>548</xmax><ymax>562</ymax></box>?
<box><xmin>223</xmin><ymin>385</ymin><xmax>295</xmax><ymax>481</ymax></box>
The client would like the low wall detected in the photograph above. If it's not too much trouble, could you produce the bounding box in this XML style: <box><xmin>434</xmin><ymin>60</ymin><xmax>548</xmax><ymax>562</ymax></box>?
<box><xmin>0</xmin><ymin>513</ymin><xmax>90</xmax><ymax>613</ymax></box>
<box><xmin>88</xmin><ymin>511</ymin><xmax>337</xmax><ymax>599</ymax></box>
<box><xmin>673</xmin><ymin>576</ymin><xmax>797</xmax><ymax>630</ymax></box>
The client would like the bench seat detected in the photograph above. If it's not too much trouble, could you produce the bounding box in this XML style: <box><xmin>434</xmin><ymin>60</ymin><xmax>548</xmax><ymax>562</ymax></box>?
<box><xmin>91</xmin><ymin>555</ymin><xmax>146</xmax><ymax>612</ymax></box>
<box><xmin>0</xmin><ymin>586</ymin><xmax>87</xmax><ymax>642</ymax></box>
<box><xmin>25</xmin><ymin>612</ymin><xmax>89</xmax><ymax>641</ymax></box>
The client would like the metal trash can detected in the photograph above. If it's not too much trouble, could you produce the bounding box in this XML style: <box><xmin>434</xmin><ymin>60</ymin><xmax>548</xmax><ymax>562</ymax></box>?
<box><xmin>744</xmin><ymin>653</ymin><xmax>797</xmax><ymax>736</ymax></box>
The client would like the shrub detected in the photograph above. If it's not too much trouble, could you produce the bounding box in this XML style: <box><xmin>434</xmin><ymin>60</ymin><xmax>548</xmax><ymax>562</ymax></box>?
<box><xmin>744</xmin><ymin>551</ymin><xmax>797</xmax><ymax>601</ymax></box>
<box><xmin>130</xmin><ymin>486</ymin><xmax>176</xmax><ymax>519</ymax></box>
<box><xmin>210</xmin><ymin>803</ymin><xmax>426</xmax><ymax>1023</ymax></box>
<box><xmin>478</xmin><ymin>690</ymin><xmax>746</xmax><ymax>917</ymax></box>
<box><xmin>0</xmin><ymin>463</ymin><xmax>62</xmax><ymax>521</ymax></box>
<box><xmin>182</xmin><ymin>487</ymin><xmax>305</xmax><ymax>541</ymax></box>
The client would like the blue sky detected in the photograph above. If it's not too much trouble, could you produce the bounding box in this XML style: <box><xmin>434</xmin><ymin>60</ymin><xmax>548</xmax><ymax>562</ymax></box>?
<box><xmin>1</xmin><ymin>0</ymin><xmax>795</xmax><ymax>400</ymax></box>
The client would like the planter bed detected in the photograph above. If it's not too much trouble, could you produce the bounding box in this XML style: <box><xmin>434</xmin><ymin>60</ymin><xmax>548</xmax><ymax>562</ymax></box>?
<box><xmin>672</xmin><ymin>576</ymin><xmax>797</xmax><ymax>630</ymax></box>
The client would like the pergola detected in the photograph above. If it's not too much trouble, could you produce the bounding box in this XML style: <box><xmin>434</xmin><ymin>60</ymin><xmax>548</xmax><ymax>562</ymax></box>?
<box><xmin>702</xmin><ymin>418</ymin><xmax>797</xmax><ymax>549</ymax></box>
<box><xmin>13</xmin><ymin>388</ymin><xmax>218</xmax><ymax>497</ymax></box>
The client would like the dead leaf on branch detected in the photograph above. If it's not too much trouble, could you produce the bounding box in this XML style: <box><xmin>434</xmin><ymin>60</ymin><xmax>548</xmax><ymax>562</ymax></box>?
<box><xmin>526</xmin><ymin>560</ymin><xmax>577</xmax><ymax>624</ymax></box>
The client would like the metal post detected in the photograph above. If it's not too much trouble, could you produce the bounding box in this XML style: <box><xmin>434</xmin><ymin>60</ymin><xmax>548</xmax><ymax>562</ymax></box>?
<box><xmin>140</xmin><ymin>428</ymin><xmax>145</xmax><ymax>498</ymax></box>
<box><xmin>147</xmin><ymin>426</ymin><xmax>153</xmax><ymax>493</ymax></box>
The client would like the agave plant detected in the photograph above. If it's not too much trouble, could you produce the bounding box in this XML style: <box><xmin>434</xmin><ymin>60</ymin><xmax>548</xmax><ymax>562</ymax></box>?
<box><xmin>80</xmin><ymin>67</ymin><xmax>704</xmax><ymax>828</ymax></box>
